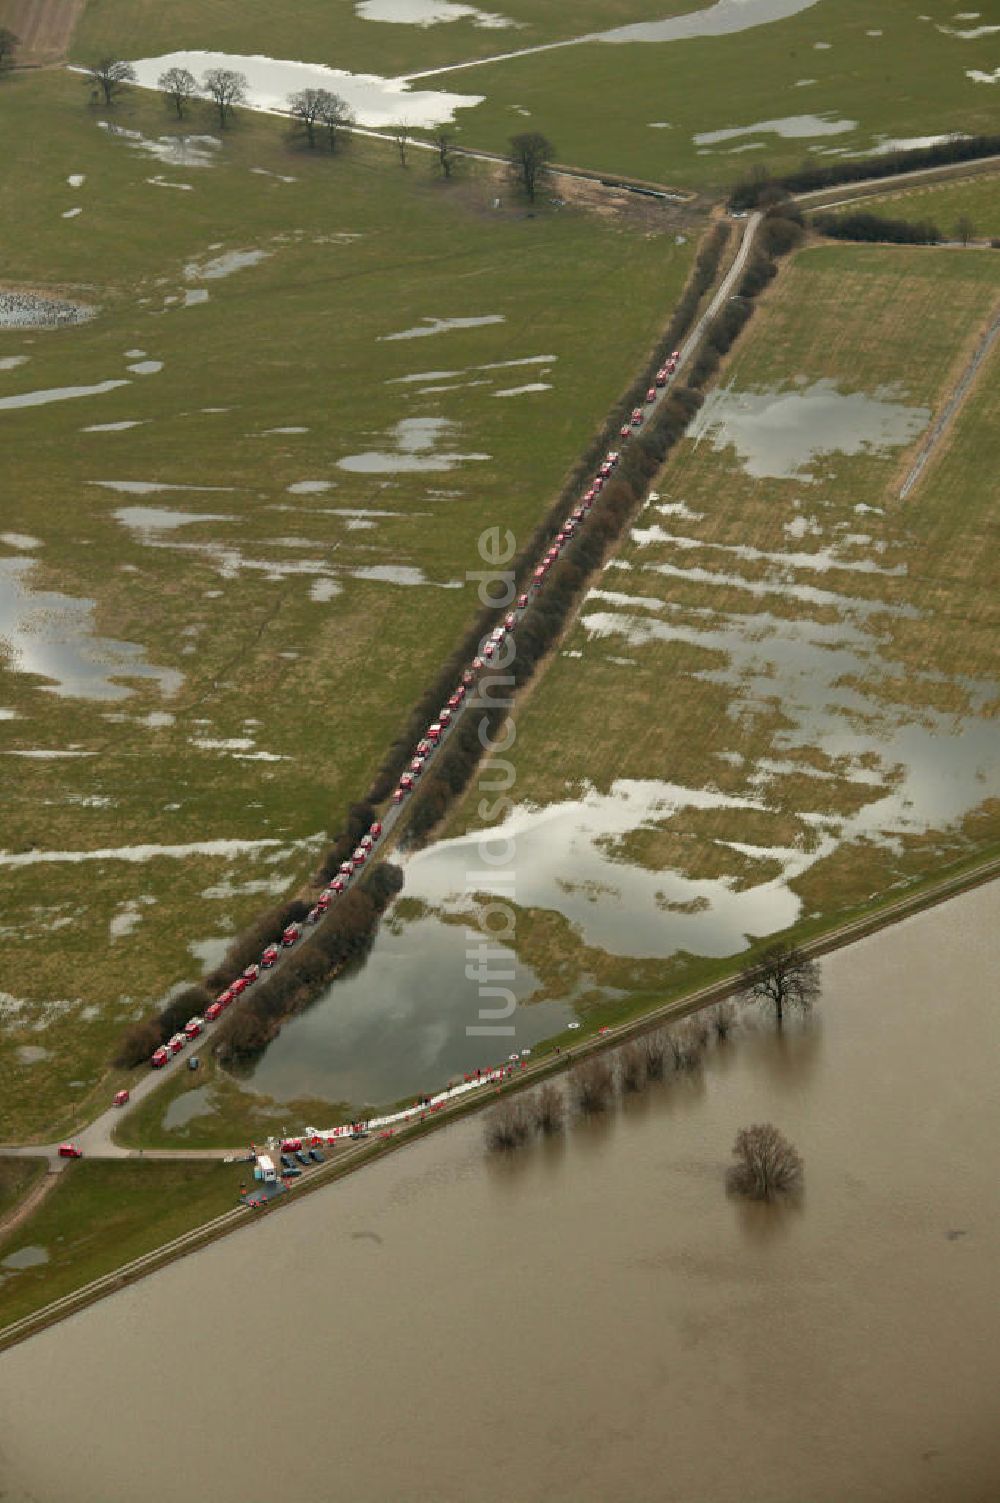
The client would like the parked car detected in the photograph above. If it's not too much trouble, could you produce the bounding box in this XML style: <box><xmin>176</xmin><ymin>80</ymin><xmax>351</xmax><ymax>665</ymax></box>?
<box><xmin>295</xmin><ymin>1150</ymin><xmax>311</xmax><ymax>1167</ymax></box>
<box><xmin>339</xmin><ymin>860</ymin><xmax>353</xmax><ymax>876</ymax></box>
<box><xmin>168</xmin><ymin>1033</ymin><xmax>186</xmax><ymax>1053</ymax></box>
<box><xmin>231</xmin><ymin>976</ymin><xmax>248</xmax><ymax>996</ymax></box>
<box><xmin>401</xmin><ymin>771</ymin><xmax>415</xmax><ymax>788</ymax></box>
<box><xmin>308</xmin><ymin>1147</ymin><xmax>324</xmax><ymax>1163</ymax></box>
<box><xmin>353</xmin><ymin>845</ymin><xmax>367</xmax><ymax>864</ymax></box>
<box><xmin>619</xmin><ymin>423</ymin><xmax>632</xmax><ymax>439</ymax></box>
<box><xmin>113</xmin><ymin>1089</ymin><xmax>130</xmax><ymax>1107</ymax></box>
<box><xmin>360</xmin><ymin>833</ymin><xmax>373</xmax><ymax>852</ymax></box>
<box><xmin>58</xmin><ymin>1143</ymin><xmax>83</xmax><ymax>1159</ymax></box>
<box><xmin>472</xmin><ymin>656</ymin><xmax>485</xmax><ymax>671</ymax></box>
<box><xmin>655</xmin><ymin>368</ymin><xmax>668</xmax><ymax>387</ymax></box>
<box><xmin>306</xmin><ymin>905</ymin><xmax>321</xmax><ymax>924</ymax></box>
<box><xmin>282</xmin><ymin>1164</ymin><xmax>302</xmax><ymax>1178</ymax></box>
<box><xmin>409</xmin><ymin>757</ymin><xmax>425</xmax><ymax>777</ymax></box>
<box><xmin>462</xmin><ymin>667</ymin><xmax>475</xmax><ymax>685</ymax></box>
<box><xmin>280</xmin><ymin>1153</ymin><xmax>294</xmax><ymax>1171</ymax></box>
<box><xmin>392</xmin><ymin>787</ymin><xmax>405</xmax><ymax>804</ymax></box>
<box><xmin>217</xmin><ymin>986</ymin><xmax>234</xmax><ymax>1008</ymax></box>
<box><xmin>439</xmin><ymin>708</ymin><xmax>453</xmax><ymax>726</ymax></box>
<box><xmin>646</xmin><ymin>386</ymin><xmax>657</xmax><ymax>403</ymax></box>
<box><xmin>282</xmin><ymin>924</ymin><xmax>300</xmax><ymax>947</ymax></box>
<box><xmin>427</xmin><ymin>725</ymin><xmax>442</xmax><ymax>743</ymax></box>
<box><xmin>447</xmin><ymin>692</ymin><xmax>461</xmax><ymax>710</ymax></box>
<box><xmin>261</xmin><ymin>944</ymin><xmax>280</xmax><ymax>969</ymax></box>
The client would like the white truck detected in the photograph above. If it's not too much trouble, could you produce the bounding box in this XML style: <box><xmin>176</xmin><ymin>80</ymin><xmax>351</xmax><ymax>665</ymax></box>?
<box><xmin>253</xmin><ymin>1153</ymin><xmax>277</xmax><ymax>1184</ymax></box>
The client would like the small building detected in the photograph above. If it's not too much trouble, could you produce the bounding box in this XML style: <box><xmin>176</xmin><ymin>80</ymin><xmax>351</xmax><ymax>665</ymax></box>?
<box><xmin>253</xmin><ymin>1153</ymin><xmax>277</xmax><ymax>1183</ymax></box>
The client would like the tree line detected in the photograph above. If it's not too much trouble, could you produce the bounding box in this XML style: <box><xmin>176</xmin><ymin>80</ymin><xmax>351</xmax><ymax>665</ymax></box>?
<box><xmin>728</xmin><ymin>132</ymin><xmax>1000</xmax><ymax>211</ymax></box>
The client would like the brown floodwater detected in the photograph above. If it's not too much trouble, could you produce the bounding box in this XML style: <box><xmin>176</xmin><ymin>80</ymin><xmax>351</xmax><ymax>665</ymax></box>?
<box><xmin>1</xmin><ymin>882</ymin><xmax>998</xmax><ymax>1502</ymax></box>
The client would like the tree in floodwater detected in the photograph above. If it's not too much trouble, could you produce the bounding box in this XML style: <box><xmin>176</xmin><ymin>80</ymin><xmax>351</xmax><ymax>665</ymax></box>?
<box><xmin>570</xmin><ymin>1055</ymin><xmax>615</xmax><ymax>1114</ymax></box>
<box><xmin>710</xmin><ymin>1001</ymin><xmax>736</xmax><ymax>1039</ymax></box>
<box><xmin>618</xmin><ymin>1041</ymin><xmax>646</xmax><ymax>1093</ymax></box>
<box><xmin>727</xmin><ymin>1123</ymin><xmax>803</xmax><ymax>1201</ymax></box>
<box><xmin>318</xmin><ymin>90</ymin><xmax>354</xmax><ymax>152</ymax></box>
<box><xmin>509</xmin><ymin>131</ymin><xmax>555</xmax><ymax>203</ymax></box>
<box><xmin>202</xmin><ymin>67</ymin><xmax>247</xmax><ymax>128</ymax></box>
<box><xmin>0</xmin><ymin>27</ymin><xmax>20</xmax><ymax>75</ymax></box>
<box><xmin>485</xmin><ymin>1097</ymin><xmax>533</xmax><ymax>1151</ymax></box>
<box><xmin>530</xmin><ymin>1081</ymin><xmax>565</xmax><ymax>1134</ymax></box>
<box><xmin>158</xmin><ymin>66</ymin><xmax>198</xmax><ymax>119</ymax></box>
<box><xmin>85</xmin><ymin>57</ymin><xmax>136</xmax><ymax>107</ymax></box>
<box><xmin>642</xmin><ymin>1028</ymin><xmax>668</xmax><ymax>1080</ymax></box>
<box><xmin>738</xmin><ymin>942</ymin><xmax>820</xmax><ymax>1028</ymax></box>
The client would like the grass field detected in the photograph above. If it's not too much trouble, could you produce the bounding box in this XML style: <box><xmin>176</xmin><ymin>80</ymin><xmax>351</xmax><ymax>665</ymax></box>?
<box><xmin>0</xmin><ymin>67</ymin><xmax>695</xmax><ymax>1140</ymax></box>
<box><xmin>848</xmin><ymin>172</ymin><xmax>1000</xmax><ymax>237</ymax></box>
<box><xmin>0</xmin><ymin>1158</ymin><xmax>246</xmax><ymax>1328</ymax></box>
<box><xmin>430</xmin><ymin>241</ymin><xmax>1000</xmax><ymax>1015</ymax></box>
<box><xmin>0</xmin><ymin>1157</ymin><xmax>47</xmax><ymax>1225</ymax></box>
<box><xmin>64</xmin><ymin>0</ymin><xmax>1000</xmax><ymax>189</ymax></box>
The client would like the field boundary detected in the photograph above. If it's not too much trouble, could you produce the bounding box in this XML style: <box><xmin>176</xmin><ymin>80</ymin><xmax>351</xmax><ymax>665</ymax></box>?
<box><xmin>900</xmin><ymin>298</ymin><xmax>1000</xmax><ymax>499</ymax></box>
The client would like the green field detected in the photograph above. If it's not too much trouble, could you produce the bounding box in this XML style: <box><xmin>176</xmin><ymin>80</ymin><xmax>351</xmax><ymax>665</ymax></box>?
<box><xmin>437</xmin><ymin>242</ymin><xmax>1000</xmax><ymax>1014</ymax></box>
<box><xmin>0</xmin><ymin>1158</ymin><xmax>246</xmax><ymax>1329</ymax></box>
<box><xmin>849</xmin><ymin>171</ymin><xmax>1000</xmax><ymax>237</ymax></box>
<box><xmin>0</xmin><ymin>67</ymin><xmax>695</xmax><ymax>1140</ymax></box>
<box><xmin>65</xmin><ymin>0</ymin><xmax>1000</xmax><ymax>190</ymax></box>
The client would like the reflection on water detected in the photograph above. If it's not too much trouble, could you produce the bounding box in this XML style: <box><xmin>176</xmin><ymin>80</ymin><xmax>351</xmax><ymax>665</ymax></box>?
<box><xmin>0</xmin><ymin>556</ymin><xmax>182</xmax><ymax>701</ymax></box>
<box><xmin>1</xmin><ymin>885</ymin><xmax>997</xmax><ymax>1503</ymax></box>
<box><xmin>689</xmin><ymin>379</ymin><xmax>929</xmax><ymax>481</ymax></box>
<box><xmin>161</xmin><ymin>1086</ymin><xmax>213</xmax><ymax>1130</ymax></box>
<box><xmin>96</xmin><ymin>121</ymin><xmax>221</xmax><ymax>167</ymax></box>
<box><xmin>247</xmin><ymin>912</ymin><xmax>573</xmax><ymax>1107</ymax></box>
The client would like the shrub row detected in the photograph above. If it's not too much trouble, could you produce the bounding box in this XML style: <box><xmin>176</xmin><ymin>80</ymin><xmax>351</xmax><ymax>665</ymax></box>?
<box><xmin>810</xmin><ymin>210</ymin><xmax>942</xmax><ymax>245</ymax></box>
<box><xmin>728</xmin><ymin>132</ymin><xmax>1000</xmax><ymax>211</ymax></box>
<box><xmin>209</xmin><ymin>863</ymin><xmax>404</xmax><ymax>1064</ymax></box>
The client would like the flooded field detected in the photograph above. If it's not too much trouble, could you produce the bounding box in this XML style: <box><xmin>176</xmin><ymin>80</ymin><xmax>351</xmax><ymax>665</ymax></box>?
<box><xmin>1</xmin><ymin>883</ymin><xmax>998</xmax><ymax>1503</ymax></box>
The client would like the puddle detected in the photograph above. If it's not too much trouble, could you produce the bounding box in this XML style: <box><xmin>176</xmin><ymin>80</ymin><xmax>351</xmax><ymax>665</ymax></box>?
<box><xmin>287</xmin><ymin>480</ymin><xmax>331</xmax><ymax>494</ymax></box>
<box><xmin>67</xmin><ymin>173</ymin><xmax>85</xmax><ymax>187</ymax></box>
<box><xmin>246</xmin><ymin>911</ymin><xmax>573</xmax><ymax>1108</ymax></box>
<box><xmin>1</xmin><ymin>1247</ymin><xmax>49</xmax><ymax>1270</ymax></box>
<box><xmin>0</xmin><ymin>533</ymin><xmax>42</xmax><ymax>550</ymax></box>
<box><xmin>694</xmin><ymin>114</ymin><xmax>857</xmax><ymax>146</ymax></box>
<box><xmin>81</xmin><ymin>420</ymin><xmax>147</xmax><ymax>432</ymax></box>
<box><xmin>146</xmin><ymin>176</ymin><xmax>193</xmax><ymax>191</ymax></box>
<box><xmin>357</xmin><ymin>0</ymin><xmax>515</xmax><ymax>24</ymax></box>
<box><xmin>493</xmin><ymin>382</ymin><xmax>552</xmax><ymax>397</ymax></box>
<box><xmin>967</xmin><ymin>67</ymin><xmax>1000</xmax><ymax>83</ymax></box>
<box><xmin>113</xmin><ymin>507</ymin><xmax>232</xmax><ymax>545</ymax></box>
<box><xmin>61</xmin><ymin>207</ymin><xmax>83</xmax><ymax>220</ymax></box>
<box><xmin>689</xmin><ymin>379</ymin><xmax>929</xmax><ymax>481</ymax></box>
<box><xmin>250</xmin><ymin>166</ymin><xmax>298</xmax><ymax>182</ymax></box>
<box><xmin>0</xmin><ymin>556</ymin><xmax>183</xmax><ymax>701</ymax></box>
<box><xmin>16</xmin><ymin>1045</ymin><xmax>50</xmax><ymax>1064</ymax></box>
<box><xmin>126</xmin><ymin>360</ymin><xmax>163</xmax><ymax>376</ymax></box>
<box><xmin>630</xmin><ymin>526</ymin><xmax>905</xmax><ymax>579</ymax></box>
<box><xmin>96</xmin><ymin>120</ymin><xmax>222</xmax><ymax>167</ymax></box>
<box><xmin>188</xmin><ymin>936</ymin><xmax>231</xmax><ymax>970</ymax></box>
<box><xmin>939</xmin><ymin>22</ymin><xmax>1000</xmax><ymax>38</ymax></box>
<box><xmin>128</xmin><ymin>51</ymin><xmax>484</xmax><ymax>128</ymax></box>
<box><xmin>162</xmin><ymin>1086</ymin><xmax>214</xmax><ymax>1131</ymax></box>
<box><xmin>2</xmin><ymin>749</ymin><xmax>95</xmax><ymax>759</ymax></box>
<box><xmin>870</xmin><ymin>132</ymin><xmax>970</xmax><ymax>152</ymax></box>
<box><xmin>598</xmin><ymin>0</ymin><xmax>820</xmax><ymax>45</ymax></box>
<box><xmin>109</xmin><ymin>898</ymin><xmax>154</xmax><ymax>940</ymax></box>
<box><xmin>380</xmin><ymin>315</ymin><xmax>505</xmax><ymax>341</ymax></box>
<box><xmin>310</xmin><ymin>578</ymin><xmax>341</xmax><ymax>602</ymax></box>
<box><xmin>97</xmin><ymin>481</ymin><xmax>233</xmax><ymax>495</ymax></box>
<box><xmin>0</xmin><ymin>292</ymin><xmax>93</xmax><ymax>329</ymax></box>
<box><xmin>183</xmin><ymin>289</ymin><xmax>209</xmax><ymax>307</ymax></box>
<box><xmin>0</xmin><ymin>357</ymin><xmax>29</xmax><ymax>372</ymax></box>
<box><xmin>349</xmin><ymin>564</ymin><xmax>461</xmax><ymax>587</ymax></box>
<box><xmin>184</xmin><ymin>249</ymin><xmax>270</xmax><ymax>281</ymax></box>
<box><xmin>261</xmin><ymin>426</ymin><xmax>309</xmax><ymax>434</ymax></box>
<box><xmin>0</xmin><ymin>837</ymin><xmax>297</xmax><ymax>868</ymax></box>
<box><xmin>338</xmin><ymin>415</ymin><xmax>489</xmax><ymax>473</ymax></box>
<box><xmin>0</xmin><ymin>380</ymin><xmax>129</xmax><ymax>411</ymax></box>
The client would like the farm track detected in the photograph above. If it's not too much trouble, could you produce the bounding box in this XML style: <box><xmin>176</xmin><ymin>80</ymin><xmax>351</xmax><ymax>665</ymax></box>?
<box><xmin>899</xmin><ymin>298</ymin><xmax>1000</xmax><ymax>499</ymax></box>
<box><xmin>0</xmin><ymin>0</ymin><xmax>84</xmax><ymax>64</ymax></box>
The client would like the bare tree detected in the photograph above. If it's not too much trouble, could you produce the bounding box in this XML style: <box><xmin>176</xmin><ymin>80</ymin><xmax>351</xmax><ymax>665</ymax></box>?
<box><xmin>158</xmin><ymin>65</ymin><xmax>198</xmax><ymax>119</ymax></box>
<box><xmin>485</xmin><ymin>1097</ymin><xmax>533</xmax><ymax>1151</ymax></box>
<box><xmin>0</xmin><ymin>27</ymin><xmax>20</xmax><ymax>75</ymax></box>
<box><xmin>738</xmin><ymin>943</ymin><xmax>821</xmax><ymax>1028</ymax></box>
<box><xmin>202</xmin><ymin>67</ymin><xmax>247</xmax><ymax>128</ymax></box>
<box><xmin>727</xmin><ymin>1122</ymin><xmax>803</xmax><ymax>1201</ymax></box>
<box><xmin>954</xmin><ymin>214</ymin><xmax>976</xmax><ymax>246</ymax></box>
<box><xmin>433</xmin><ymin>129</ymin><xmax>456</xmax><ymax>179</ymax></box>
<box><xmin>287</xmin><ymin>88</ymin><xmax>331</xmax><ymax>149</ymax></box>
<box><xmin>390</xmin><ymin>121</ymin><xmax>411</xmax><ymax>167</ymax></box>
<box><xmin>667</xmin><ymin>1021</ymin><xmax>707</xmax><ymax>1072</ymax></box>
<box><xmin>642</xmin><ymin>1028</ymin><xmax>667</xmax><ymax>1080</ymax></box>
<box><xmin>509</xmin><ymin>131</ymin><xmax>555</xmax><ymax>203</ymax></box>
<box><xmin>85</xmin><ymin>57</ymin><xmax>137</xmax><ymax>107</ymax></box>
<box><xmin>571</xmin><ymin>1056</ymin><xmax>615</xmax><ymax>1114</ymax></box>
<box><xmin>318</xmin><ymin>91</ymin><xmax>354</xmax><ymax>152</ymax></box>
<box><xmin>710</xmin><ymin>1001</ymin><xmax>736</xmax><ymax>1040</ymax></box>
<box><xmin>530</xmin><ymin>1081</ymin><xmax>565</xmax><ymax>1134</ymax></box>
<box><xmin>618</xmin><ymin>1041</ymin><xmax>646</xmax><ymax>1093</ymax></box>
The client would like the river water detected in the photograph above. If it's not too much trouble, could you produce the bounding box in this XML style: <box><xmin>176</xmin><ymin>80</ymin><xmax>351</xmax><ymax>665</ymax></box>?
<box><xmin>0</xmin><ymin>882</ymin><xmax>998</xmax><ymax>1502</ymax></box>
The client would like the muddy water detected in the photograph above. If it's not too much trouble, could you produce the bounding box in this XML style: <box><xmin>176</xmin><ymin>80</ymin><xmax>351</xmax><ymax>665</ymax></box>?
<box><xmin>1</xmin><ymin>884</ymin><xmax>998</xmax><ymax>1502</ymax></box>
